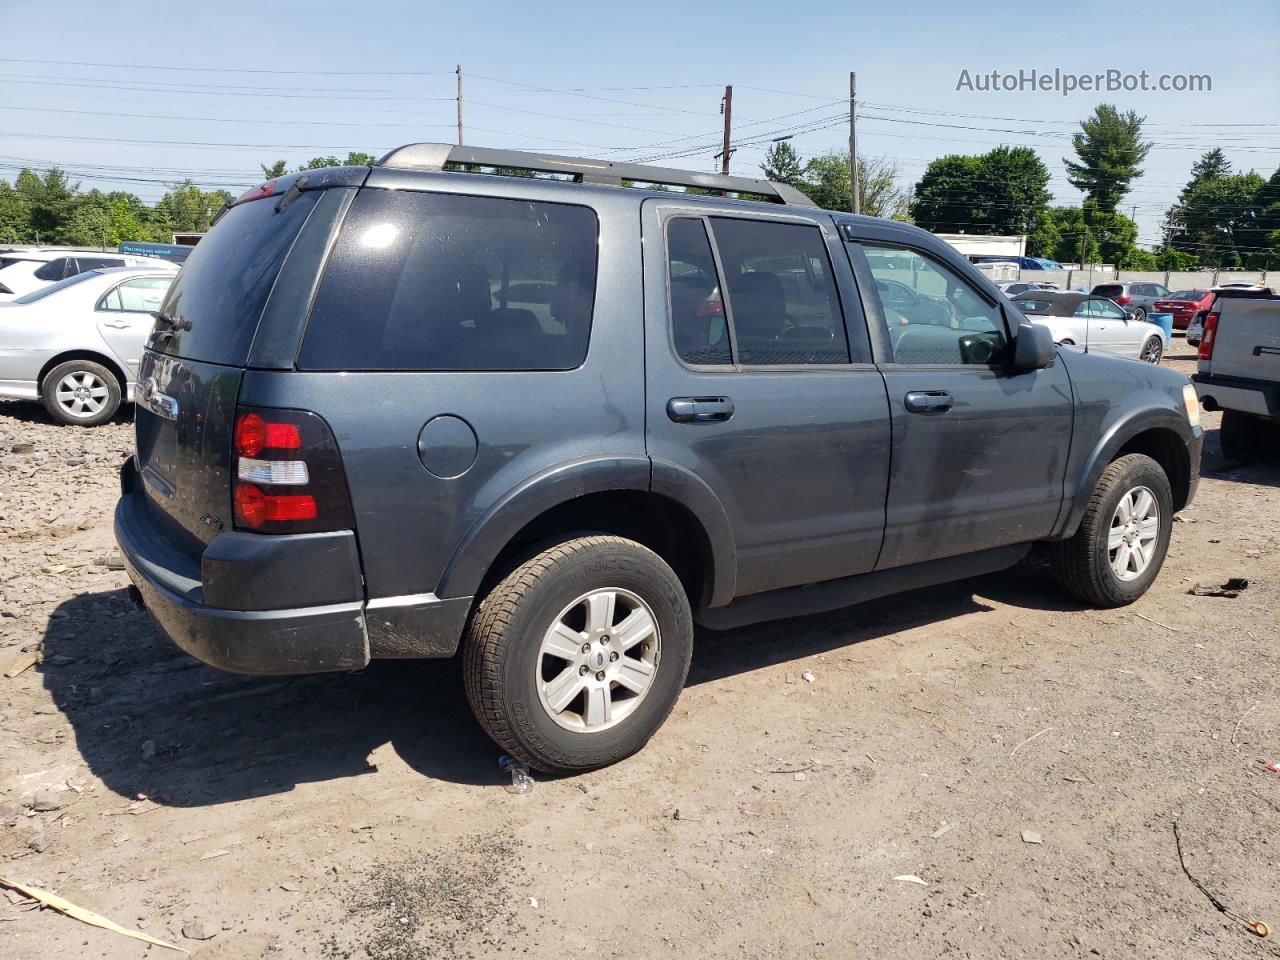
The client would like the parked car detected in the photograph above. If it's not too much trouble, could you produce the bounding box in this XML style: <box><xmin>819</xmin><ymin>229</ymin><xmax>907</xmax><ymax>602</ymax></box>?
<box><xmin>114</xmin><ymin>145</ymin><xmax>1202</xmax><ymax>774</ymax></box>
<box><xmin>971</xmin><ymin>255</ymin><xmax>1050</xmax><ymax>271</ymax></box>
<box><xmin>1090</xmin><ymin>281</ymin><xmax>1172</xmax><ymax>324</ymax></box>
<box><xmin>1192</xmin><ymin>287</ymin><xmax>1280</xmax><ymax>459</ymax></box>
<box><xmin>0</xmin><ymin>267</ymin><xmax>174</xmax><ymax>424</ymax></box>
<box><xmin>1186</xmin><ymin>285</ymin><xmax>1271</xmax><ymax>347</ymax></box>
<box><xmin>0</xmin><ymin>249</ymin><xmax>176</xmax><ymax>301</ymax></box>
<box><xmin>1011</xmin><ymin>291</ymin><xmax>1167</xmax><ymax>363</ymax></box>
<box><xmin>997</xmin><ymin>280</ymin><xmax>1059</xmax><ymax>296</ymax></box>
<box><xmin>1152</xmin><ymin>289</ymin><xmax>1212</xmax><ymax>331</ymax></box>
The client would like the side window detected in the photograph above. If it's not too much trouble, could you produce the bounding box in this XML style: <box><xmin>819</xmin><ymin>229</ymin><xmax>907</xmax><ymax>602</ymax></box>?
<box><xmin>300</xmin><ymin>191</ymin><xmax>598</xmax><ymax>372</ymax></box>
<box><xmin>707</xmin><ymin>217</ymin><xmax>849</xmax><ymax>365</ymax></box>
<box><xmin>861</xmin><ymin>243</ymin><xmax>1008</xmax><ymax>365</ymax></box>
<box><xmin>34</xmin><ymin>258</ymin><xmax>68</xmax><ymax>281</ymax></box>
<box><xmin>100</xmin><ymin>276</ymin><xmax>172</xmax><ymax>312</ymax></box>
<box><xmin>1096</xmin><ymin>299</ymin><xmax>1126</xmax><ymax>319</ymax></box>
<box><xmin>666</xmin><ymin>218</ymin><xmax>730</xmax><ymax>366</ymax></box>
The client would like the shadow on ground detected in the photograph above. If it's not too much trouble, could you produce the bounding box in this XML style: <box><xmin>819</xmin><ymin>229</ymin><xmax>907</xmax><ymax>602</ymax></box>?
<box><xmin>0</xmin><ymin>398</ymin><xmax>134</xmax><ymax>426</ymax></box>
<box><xmin>1199</xmin><ymin>427</ymin><xmax>1280</xmax><ymax>489</ymax></box>
<box><xmin>42</xmin><ymin>557</ymin><xmax>1080</xmax><ymax>805</ymax></box>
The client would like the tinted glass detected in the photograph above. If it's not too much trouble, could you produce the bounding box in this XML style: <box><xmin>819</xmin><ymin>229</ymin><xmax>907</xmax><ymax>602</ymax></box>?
<box><xmin>1094</xmin><ymin>299</ymin><xmax>1126</xmax><ymax>318</ymax></box>
<box><xmin>301</xmin><ymin>190</ymin><xmax>598</xmax><ymax>372</ymax></box>
<box><xmin>666</xmin><ymin>218</ymin><xmax>730</xmax><ymax>365</ymax></box>
<box><xmin>33</xmin><ymin>258</ymin><xmax>68</xmax><ymax>281</ymax></box>
<box><xmin>75</xmin><ymin>257</ymin><xmax>125</xmax><ymax>273</ymax></box>
<box><xmin>862</xmin><ymin>243</ymin><xmax>1008</xmax><ymax>365</ymax></box>
<box><xmin>1172</xmin><ymin>290</ymin><xmax>1207</xmax><ymax>301</ymax></box>
<box><xmin>1015</xmin><ymin>298</ymin><xmax>1055</xmax><ymax>314</ymax></box>
<box><xmin>152</xmin><ymin>191</ymin><xmax>320</xmax><ymax>365</ymax></box>
<box><xmin>708</xmin><ymin>217</ymin><xmax>847</xmax><ymax>365</ymax></box>
<box><xmin>1092</xmin><ymin>284</ymin><xmax>1123</xmax><ymax>297</ymax></box>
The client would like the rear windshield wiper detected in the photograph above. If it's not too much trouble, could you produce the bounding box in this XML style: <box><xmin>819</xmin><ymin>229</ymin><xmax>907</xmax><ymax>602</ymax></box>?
<box><xmin>150</xmin><ymin>311</ymin><xmax>191</xmax><ymax>342</ymax></box>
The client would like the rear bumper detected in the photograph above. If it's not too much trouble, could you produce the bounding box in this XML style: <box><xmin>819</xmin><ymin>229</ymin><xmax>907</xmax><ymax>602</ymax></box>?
<box><xmin>115</xmin><ymin>457</ymin><xmax>472</xmax><ymax>675</ymax></box>
<box><xmin>1193</xmin><ymin>374</ymin><xmax>1280</xmax><ymax>419</ymax></box>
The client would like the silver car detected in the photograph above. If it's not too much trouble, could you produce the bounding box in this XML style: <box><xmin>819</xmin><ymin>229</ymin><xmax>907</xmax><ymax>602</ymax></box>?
<box><xmin>0</xmin><ymin>267</ymin><xmax>174</xmax><ymax>425</ymax></box>
<box><xmin>1011</xmin><ymin>291</ymin><xmax>1168</xmax><ymax>363</ymax></box>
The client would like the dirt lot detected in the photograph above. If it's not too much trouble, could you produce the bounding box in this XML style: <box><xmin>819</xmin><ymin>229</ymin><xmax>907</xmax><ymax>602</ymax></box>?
<box><xmin>2</xmin><ymin>344</ymin><xmax>1277</xmax><ymax>960</ymax></box>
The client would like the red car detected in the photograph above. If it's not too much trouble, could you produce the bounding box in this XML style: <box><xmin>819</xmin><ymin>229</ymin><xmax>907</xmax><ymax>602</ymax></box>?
<box><xmin>1153</xmin><ymin>289</ymin><xmax>1213</xmax><ymax>330</ymax></box>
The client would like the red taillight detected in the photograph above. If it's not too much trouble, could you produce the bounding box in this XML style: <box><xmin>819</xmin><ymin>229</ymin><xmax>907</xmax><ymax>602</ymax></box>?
<box><xmin>1115</xmin><ymin>295</ymin><xmax>1132</xmax><ymax>305</ymax></box>
<box><xmin>695</xmin><ymin>300</ymin><xmax>724</xmax><ymax>317</ymax></box>
<box><xmin>234</xmin><ymin>412</ymin><xmax>301</xmax><ymax>457</ymax></box>
<box><xmin>235</xmin><ymin>181</ymin><xmax>276</xmax><ymax>205</ymax></box>
<box><xmin>234</xmin><ymin>484</ymin><xmax>317</xmax><ymax>529</ymax></box>
<box><xmin>231</xmin><ymin>406</ymin><xmax>353</xmax><ymax>535</ymax></box>
<box><xmin>1198</xmin><ymin>312</ymin><xmax>1220</xmax><ymax>360</ymax></box>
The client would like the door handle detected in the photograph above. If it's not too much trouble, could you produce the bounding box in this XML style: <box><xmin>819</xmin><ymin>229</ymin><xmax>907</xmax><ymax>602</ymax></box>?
<box><xmin>103</xmin><ymin>320</ymin><xmax>131</xmax><ymax>329</ymax></box>
<box><xmin>904</xmin><ymin>390</ymin><xmax>953</xmax><ymax>414</ymax></box>
<box><xmin>667</xmin><ymin>396</ymin><xmax>734</xmax><ymax>423</ymax></box>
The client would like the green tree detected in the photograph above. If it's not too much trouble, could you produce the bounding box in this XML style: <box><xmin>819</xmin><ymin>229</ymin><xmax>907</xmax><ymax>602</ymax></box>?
<box><xmin>1178</xmin><ymin>172</ymin><xmax>1266</xmax><ymax>267</ymax></box>
<box><xmin>1045</xmin><ymin>206</ymin><xmax>1099</xmax><ymax>265</ymax></box>
<box><xmin>260</xmin><ymin>160</ymin><xmax>288</xmax><ymax>179</ymax></box>
<box><xmin>0</xmin><ymin>180</ymin><xmax>33</xmax><ymax>243</ymax></box>
<box><xmin>57</xmin><ymin>189</ymin><xmax>151</xmax><ymax>246</ymax></box>
<box><xmin>760</xmin><ymin>141</ymin><xmax>805</xmax><ymax>186</ymax></box>
<box><xmin>150</xmin><ymin>180</ymin><xmax>233</xmax><ymax>239</ymax></box>
<box><xmin>1247</xmin><ymin>166</ymin><xmax>1280</xmax><ymax>269</ymax></box>
<box><xmin>16</xmin><ymin>168</ymin><xmax>79</xmax><ymax>240</ymax></box>
<box><xmin>909</xmin><ymin>147</ymin><xmax>1050</xmax><ymax>237</ymax></box>
<box><xmin>1063</xmin><ymin>104</ymin><xmax>1152</xmax><ymax>211</ymax></box>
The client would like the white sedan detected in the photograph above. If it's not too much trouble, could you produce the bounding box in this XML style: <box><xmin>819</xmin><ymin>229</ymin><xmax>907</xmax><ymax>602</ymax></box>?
<box><xmin>1010</xmin><ymin>290</ymin><xmax>1168</xmax><ymax>364</ymax></box>
<box><xmin>0</xmin><ymin>267</ymin><xmax>175</xmax><ymax>425</ymax></box>
<box><xmin>0</xmin><ymin>249</ymin><xmax>176</xmax><ymax>301</ymax></box>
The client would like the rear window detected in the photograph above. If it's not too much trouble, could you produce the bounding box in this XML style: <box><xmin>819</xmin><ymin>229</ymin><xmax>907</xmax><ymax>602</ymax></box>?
<box><xmin>1171</xmin><ymin>290</ymin><xmax>1208</xmax><ymax>301</ymax></box>
<box><xmin>298</xmin><ymin>190</ymin><xmax>598</xmax><ymax>371</ymax></box>
<box><xmin>1014</xmin><ymin>298</ymin><xmax>1055</xmax><ymax>314</ymax></box>
<box><xmin>152</xmin><ymin>191</ymin><xmax>320</xmax><ymax>366</ymax></box>
<box><xmin>1092</xmin><ymin>284</ymin><xmax>1123</xmax><ymax>297</ymax></box>
<box><xmin>13</xmin><ymin>270</ymin><xmax>100</xmax><ymax>303</ymax></box>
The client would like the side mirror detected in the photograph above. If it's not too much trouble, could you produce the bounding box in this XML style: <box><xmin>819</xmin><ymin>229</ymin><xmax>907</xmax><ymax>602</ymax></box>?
<box><xmin>1013</xmin><ymin>322</ymin><xmax>1055</xmax><ymax>370</ymax></box>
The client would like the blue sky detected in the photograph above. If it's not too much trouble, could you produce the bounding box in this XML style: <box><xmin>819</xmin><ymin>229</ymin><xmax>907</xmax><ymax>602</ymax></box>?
<box><xmin>2</xmin><ymin>0</ymin><xmax>1277</xmax><ymax>246</ymax></box>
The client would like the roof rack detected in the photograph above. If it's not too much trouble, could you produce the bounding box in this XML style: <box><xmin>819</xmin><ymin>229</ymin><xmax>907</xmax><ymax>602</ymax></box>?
<box><xmin>376</xmin><ymin>143</ymin><xmax>818</xmax><ymax>208</ymax></box>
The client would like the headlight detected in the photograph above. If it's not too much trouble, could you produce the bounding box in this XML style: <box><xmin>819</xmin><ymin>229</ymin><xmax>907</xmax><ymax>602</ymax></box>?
<box><xmin>1182</xmin><ymin>383</ymin><xmax>1201</xmax><ymax>428</ymax></box>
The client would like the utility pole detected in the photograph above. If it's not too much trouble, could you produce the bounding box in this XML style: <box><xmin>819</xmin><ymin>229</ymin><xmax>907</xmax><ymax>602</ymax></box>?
<box><xmin>1080</xmin><ymin>225</ymin><xmax>1089</xmax><ymax>273</ymax></box>
<box><xmin>849</xmin><ymin>71</ymin><xmax>859</xmax><ymax>215</ymax></box>
<box><xmin>456</xmin><ymin>65</ymin><xmax>464</xmax><ymax>145</ymax></box>
<box><xmin>718</xmin><ymin>85</ymin><xmax>733</xmax><ymax>176</ymax></box>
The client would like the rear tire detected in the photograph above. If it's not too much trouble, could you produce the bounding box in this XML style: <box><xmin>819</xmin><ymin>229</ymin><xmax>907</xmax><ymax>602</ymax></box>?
<box><xmin>1220</xmin><ymin>409</ymin><xmax>1273</xmax><ymax>461</ymax></box>
<box><xmin>40</xmin><ymin>359</ymin><xmax>121</xmax><ymax>426</ymax></box>
<box><xmin>1131</xmin><ymin>307</ymin><xmax>1147</xmax><ymax>323</ymax></box>
<box><xmin>463</xmin><ymin>535</ymin><xmax>693</xmax><ymax>774</ymax></box>
<box><xmin>1048</xmin><ymin>454</ymin><xmax>1173</xmax><ymax>607</ymax></box>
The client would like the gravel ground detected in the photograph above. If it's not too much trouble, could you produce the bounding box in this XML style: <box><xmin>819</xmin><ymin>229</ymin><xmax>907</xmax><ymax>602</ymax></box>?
<box><xmin>2</xmin><ymin>344</ymin><xmax>1278</xmax><ymax>960</ymax></box>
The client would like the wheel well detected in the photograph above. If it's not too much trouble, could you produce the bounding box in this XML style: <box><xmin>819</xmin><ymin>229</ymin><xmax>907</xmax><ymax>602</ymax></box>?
<box><xmin>478</xmin><ymin>491</ymin><xmax>714</xmax><ymax>607</ymax></box>
<box><xmin>38</xmin><ymin>351</ymin><xmax>128</xmax><ymax>396</ymax></box>
<box><xmin>1117</xmin><ymin>428</ymin><xmax>1191</xmax><ymax>511</ymax></box>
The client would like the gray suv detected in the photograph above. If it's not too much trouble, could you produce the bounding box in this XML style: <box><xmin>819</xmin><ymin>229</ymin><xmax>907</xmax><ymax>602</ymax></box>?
<box><xmin>115</xmin><ymin>144</ymin><xmax>1203</xmax><ymax>773</ymax></box>
<box><xmin>1090</xmin><ymin>280</ymin><xmax>1172</xmax><ymax>324</ymax></box>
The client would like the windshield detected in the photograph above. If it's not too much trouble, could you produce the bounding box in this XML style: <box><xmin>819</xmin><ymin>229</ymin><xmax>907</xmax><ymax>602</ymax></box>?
<box><xmin>12</xmin><ymin>270</ymin><xmax>101</xmax><ymax>304</ymax></box>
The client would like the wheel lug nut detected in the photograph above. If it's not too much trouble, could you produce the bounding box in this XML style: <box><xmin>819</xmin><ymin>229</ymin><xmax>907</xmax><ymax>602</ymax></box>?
<box><xmin>595</xmin><ymin>671</ymin><xmax>606</xmax><ymax>681</ymax></box>
<box><xmin>609</xmin><ymin>651</ymin><xmax>619</xmax><ymax>662</ymax></box>
<box><xmin>579</xmin><ymin>665</ymin><xmax>589</xmax><ymax>676</ymax></box>
<box><xmin>581</xmin><ymin>643</ymin><xmax>591</xmax><ymax>654</ymax></box>
<box><xmin>601</xmin><ymin>635</ymin><xmax>610</xmax><ymax>644</ymax></box>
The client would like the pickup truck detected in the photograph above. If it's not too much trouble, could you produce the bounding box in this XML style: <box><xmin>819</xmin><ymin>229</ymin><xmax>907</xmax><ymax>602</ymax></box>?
<box><xmin>1192</xmin><ymin>288</ymin><xmax>1280</xmax><ymax>459</ymax></box>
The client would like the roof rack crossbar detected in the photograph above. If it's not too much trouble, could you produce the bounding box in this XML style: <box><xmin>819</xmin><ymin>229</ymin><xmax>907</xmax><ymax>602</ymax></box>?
<box><xmin>375</xmin><ymin>143</ymin><xmax>818</xmax><ymax>207</ymax></box>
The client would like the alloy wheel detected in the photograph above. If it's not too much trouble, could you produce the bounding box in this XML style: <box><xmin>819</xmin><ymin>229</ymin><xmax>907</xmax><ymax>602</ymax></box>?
<box><xmin>536</xmin><ymin>588</ymin><xmax>661</xmax><ymax>733</ymax></box>
<box><xmin>55</xmin><ymin>371</ymin><xmax>110</xmax><ymax>419</ymax></box>
<box><xmin>1108</xmin><ymin>486</ymin><xmax>1160</xmax><ymax>581</ymax></box>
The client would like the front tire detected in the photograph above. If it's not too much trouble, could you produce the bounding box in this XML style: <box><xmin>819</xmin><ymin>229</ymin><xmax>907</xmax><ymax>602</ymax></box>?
<box><xmin>41</xmin><ymin>359</ymin><xmax>121</xmax><ymax>426</ymax></box>
<box><xmin>1140</xmin><ymin>336</ymin><xmax>1163</xmax><ymax>364</ymax></box>
<box><xmin>1048</xmin><ymin>454</ymin><xmax>1173</xmax><ymax>607</ymax></box>
<box><xmin>463</xmin><ymin>535</ymin><xmax>693</xmax><ymax>774</ymax></box>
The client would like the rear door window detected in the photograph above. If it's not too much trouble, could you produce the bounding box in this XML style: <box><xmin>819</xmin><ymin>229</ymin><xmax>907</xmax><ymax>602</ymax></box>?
<box><xmin>299</xmin><ymin>190</ymin><xmax>598</xmax><ymax>371</ymax></box>
<box><xmin>99</xmin><ymin>276</ymin><xmax>173</xmax><ymax>312</ymax></box>
<box><xmin>152</xmin><ymin>191</ymin><xmax>320</xmax><ymax>365</ymax></box>
<box><xmin>706</xmin><ymin>217</ymin><xmax>849</xmax><ymax>365</ymax></box>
